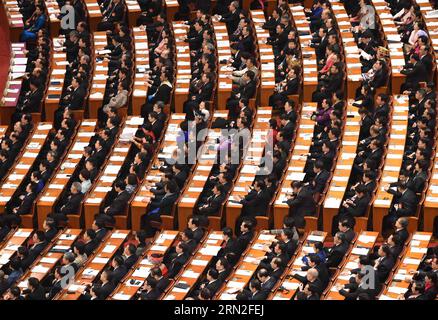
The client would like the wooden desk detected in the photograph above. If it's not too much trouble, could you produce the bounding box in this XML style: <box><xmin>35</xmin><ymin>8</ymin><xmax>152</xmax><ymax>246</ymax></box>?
<box><xmin>378</xmin><ymin>232</ymin><xmax>432</xmax><ymax>300</ymax></box>
<box><xmin>273</xmin><ymin>103</ymin><xmax>316</xmax><ymax>229</ymax></box>
<box><xmin>411</xmin><ymin>0</ymin><xmax>437</xmax><ymax>82</ymax></box>
<box><xmin>83</xmin><ymin>116</ymin><xmax>143</xmax><ymax>228</ymax></box>
<box><xmin>45</xmin><ymin>37</ymin><xmax>67</xmax><ymax>122</ymax></box>
<box><xmin>45</xmin><ymin>0</ymin><xmax>61</xmax><ymax>38</ymax></box>
<box><xmin>269</xmin><ymin>231</ymin><xmax>327</xmax><ymax>300</ymax></box>
<box><xmin>0</xmin><ymin>122</ymin><xmax>52</xmax><ymax>214</ymax></box>
<box><xmin>212</xmin><ymin>21</ymin><xmax>232</xmax><ymax>110</ymax></box>
<box><xmin>423</xmin><ymin>140</ymin><xmax>438</xmax><ymax>232</ymax></box>
<box><xmin>322</xmin><ymin>100</ymin><xmax>361</xmax><ymax>234</ymax></box>
<box><xmin>109</xmin><ymin>230</ymin><xmax>179</xmax><ymax>300</ymax></box>
<box><xmin>0</xmin><ymin>228</ymin><xmax>33</xmax><ymax>268</ymax></box>
<box><xmin>17</xmin><ymin>229</ymin><xmax>82</xmax><ymax>289</ymax></box>
<box><xmin>372</xmin><ymin>0</ymin><xmax>406</xmax><ymax>93</ymax></box>
<box><xmin>132</xmin><ymin>27</ymin><xmax>149</xmax><ymax>116</ymax></box>
<box><xmin>251</xmin><ymin>10</ymin><xmax>276</xmax><ymax>106</ymax></box>
<box><xmin>0</xmin><ymin>43</ymin><xmax>26</xmax><ymax>125</ymax></box>
<box><xmin>89</xmin><ymin>32</ymin><xmax>108</xmax><ymax>118</ymax></box>
<box><xmin>56</xmin><ymin>229</ymin><xmax>130</xmax><ymax>300</ymax></box>
<box><xmin>164</xmin><ymin>0</ymin><xmax>179</xmax><ymax>22</ymax></box>
<box><xmin>324</xmin><ymin>231</ymin><xmax>379</xmax><ymax>300</ymax></box>
<box><xmin>126</xmin><ymin>0</ymin><xmax>141</xmax><ymax>27</ymax></box>
<box><xmin>36</xmin><ymin>120</ymin><xmax>98</xmax><ymax>229</ymax></box>
<box><xmin>289</xmin><ymin>5</ymin><xmax>318</xmax><ymax>102</ymax></box>
<box><xmin>162</xmin><ymin>231</ymin><xmax>223</xmax><ymax>300</ymax></box>
<box><xmin>177</xmin><ymin>111</ymin><xmax>229</xmax><ymax>231</ymax></box>
<box><xmin>172</xmin><ymin>22</ymin><xmax>191</xmax><ymax>113</ymax></box>
<box><xmin>1</xmin><ymin>0</ymin><xmax>23</xmax><ymax>42</ymax></box>
<box><xmin>216</xmin><ymin>232</ymin><xmax>277</xmax><ymax>300</ymax></box>
<box><xmin>131</xmin><ymin>114</ymin><xmax>186</xmax><ymax>231</ymax></box>
<box><xmin>329</xmin><ymin>1</ymin><xmax>362</xmax><ymax>99</ymax></box>
<box><xmin>225</xmin><ymin>107</ymin><xmax>272</xmax><ymax>231</ymax></box>
<box><xmin>83</xmin><ymin>0</ymin><xmax>103</xmax><ymax>32</ymax></box>
<box><xmin>372</xmin><ymin>95</ymin><xmax>409</xmax><ymax>234</ymax></box>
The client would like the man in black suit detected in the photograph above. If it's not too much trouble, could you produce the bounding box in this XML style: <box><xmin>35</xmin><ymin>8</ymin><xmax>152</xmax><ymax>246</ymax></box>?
<box><xmin>293</xmin><ymin>268</ymin><xmax>324</xmax><ymax>296</ymax></box>
<box><xmin>98</xmin><ymin>181</ymin><xmax>131</xmax><ymax>225</ymax></box>
<box><xmin>383</xmin><ymin>182</ymin><xmax>417</xmax><ymax>233</ymax></box>
<box><xmin>141</xmin><ymin>181</ymin><xmax>180</xmax><ymax>237</ymax></box>
<box><xmin>46</xmin><ymin>266</ymin><xmax>65</xmax><ymax>299</ymax></box>
<box><xmin>219</xmin><ymin>1</ymin><xmax>240</xmax><ymax>34</ymax></box>
<box><xmin>82</xmin><ymin>229</ymin><xmax>98</xmax><ymax>256</ymax></box>
<box><xmin>7</xmin><ymin>183</ymin><xmax>37</xmax><ymax>226</ymax></box>
<box><xmin>166</xmin><ymin>242</ymin><xmax>190</xmax><ymax>279</ymax></box>
<box><xmin>238</xmin><ymin>279</ymin><xmax>268</xmax><ymax>300</ymax></box>
<box><xmin>325</xmin><ymin>232</ymin><xmax>349</xmax><ymax>268</ymax></box>
<box><xmin>338</xmin><ymin>218</ymin><xmax>356</xmax><ymax>244</ymax></box>
<box><xmin>419</xmin><ymin>45</ymin><xmax>433</xmax><ymax>79</ymax></box>
<box><xmin>92</xmin><ymin>218</ymin><xmax>108</xmax><ymax>243</ymax></box>
<box><xmin>98</xmin><ymin>0</ymin><xmax>125</xmax><ymax>31</ymax></box>
<box><xmin>90</xmin><ymin>138</ymin><xmax>106</xmax><ymax>167</ymax></box>
<box><xmin>334</xmin><ymin>184</ymin><xmax>370</xmax><ymax>234</ymax></box>
<box><xmin>0</xmin><ymin>150</ymin><xmax>12</xmax><ymax>180</ymax></box>
<box><xmin>216</xmin><ymin>227</ymin><xmax>237</xmax><ymax>262</ymax></box>
<box><xmin>147</xmin><ymin>112</ymin><xmax>164</xmax><ymax>141</ymax></box>
<box><xmin>149</xmin><ymin>267</ymin><xmax>171</xmax><ymax>294</ymax></box>
<box><xmin>21</xmin><ymin>231</ymin><xmax>47</xmax><ymax>270</ymax></box>
<box><xmin>400</xmin><ymin>54</ymin><xmax>427</xmax><ymax>93</ymax></box>
<box><xmin>406</xmin><ymin>160</ymin><xmax>427</xmax><ymax>194</ymax></box>
<box><xmin>236</xmin><ymin>180</ymin><xmax>270</xmax><ymax>223</ymax></box>
<box><xmin>110</xmin><ymin>256</ymin><xmax>128</xmax><ymax>285</ymax></box>
<box><xmin>184</xmin><ymin>20</ymin><xmax>204</xmax><ymax>51</ymax></box>
<box><xmin>286</xmin><ymin>181</ymin><xmax>316</xmax><ymax>229</ymax></box>
<box><xmin>235</xmin><ymin>219</ymin><xmax>255</xmax><ymax>255</ymax></box>
<box><xmin>123</xmin><ymin>244</ymin><xmax>138</xmax><ymax>270</ymax></box>
<box><xmin>338</xmin><ymin>269</ymin><xmax>378</xmax><ymax>300</ymax></box>
<box><xmin>195</xmin><ymin>268</ymin><xmax>222</xmax><ymax>297</ymax></box>
<box><xmin>309</xmin><ymin>160</ymin><xmax>330</xmax><ymax>194</ymax></box>
<box><xmin>257</xmin><ymin>268</ymin><xmax>277</xmax><ymax>295</ymax></box>
<box><xmin>394</xmin><ymin>217</ymin><xmax>409</xmax><ymax>244</ymax></box>
<box><xmin>13</xmin><ymin>77</ymin><xmax>43</xmax><ymax>122</ymax></box>
<box><xmin>187</xmin><ymin>216</ymin><xmax>205</xmax><ymax>243</ymax></box>
<box><xmin>139</xmin><ymin>278</ymin><xmax>161</xmax><ymax>300</ymax></box>
<box><xmin>198</xmin><ymin>183</ymin><xmax>226</xmax><ymax>216</ymax></box>
<box><xmin>83</xmin><ymin>270</ymin><xmax>115</xmax><ymax>300</ymax></box>
<box><xmin>301</xmin><ymin>253</ymin><xmax>330</xmax><ymax>290</ymax></box>
<box><xmin>52</xmin><ymin>182</ymin><xmax>83</xmax><ymax>226</ymax></box>
<box><xmin>374</xmin><ymin>244</ymin><xmax>395</xmax><ymax>283</ymax></box>
<box><xmin>226</xmin><ymin>71</ymin><xmax>256</xmax><ymax>117</ymax></box>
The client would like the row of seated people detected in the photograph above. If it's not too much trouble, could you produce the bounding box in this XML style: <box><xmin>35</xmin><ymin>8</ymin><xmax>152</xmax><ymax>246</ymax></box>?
<box><xmin>293</xmin><ymin>1</ymin><xmax>346</xmax><ymax>103</ymax></box>
<box><xmin>0</xmin><ymin>211</ymin><xmax>436</xmax><ymax>300</ymax></box>
<box><xmin>93</xmin><ymin>23</ymin><xmax>134</xmax><ymax>125</ymax></box>
<box><xmin>0</xmin><ymin>115</ymin><xmax>80</xmax><ymax>226</ymax></box>
<box><xmin>263</xmin><ymin>6</ymin><xmax>301</xmax><ymax>108</ymax></box>
<box><xmin>140</xmin><ymin>18</ymin><xmax>174</xmax><ymax>116</ymax></box>
<box><xmin>19</xmin><ymin>3</ymin><xmax>46</xmax><ymax>42</ymax></box>
<box><xmin>332</xmin><ymin>217</ymin><xmax>438</xmax><ymax>300</ymax></box>
<box><xmin>331</xmin><ymin>89</ymin><xmax>436</xmax><ymax>236</ymax></box>
<box><xmin>189</xmin><ymin>99</ymin><xmax>296</xmax><ymax>232</ymax></box>
<box><xmin>179</xmin><ymin>12</ymin><xmax>217</xmax><ymax>119</ymax></box>
<box><xmin>53</xmin><ymin>22</ymin><xmax>92</xmax><ymax>127</ymax></box>
<box><xmin>0</xmin><ymin>115</ymin><xmax>34</xmax><ymax>179</ymax></box>
<box><xmin>52</xmin><ymin>100</ymin><xmax>168</xmax><ymax>227</ymax></box>
<box><xmin>11</xmin><ymin>29</ymin><xmax>51</xmax><ymax>123</ymax></box>
<box><xmin>347</xmin><ymin>0</ymin><xmax>434</xmax><ymax>96</ymax></box>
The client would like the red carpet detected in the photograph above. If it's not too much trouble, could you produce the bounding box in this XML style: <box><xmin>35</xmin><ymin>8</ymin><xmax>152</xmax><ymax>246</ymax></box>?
<box><xmin>0</xmin><ymin>4</ymin><xmax>11</xmax><ymax>100</ymax></box>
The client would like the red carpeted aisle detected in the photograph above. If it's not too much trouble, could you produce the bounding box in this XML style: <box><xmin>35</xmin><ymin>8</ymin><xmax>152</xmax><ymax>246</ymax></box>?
<box><xmin>0</xmin><ymin>4</ymin><xmax>11</xmax><ymax>100</ymax></box>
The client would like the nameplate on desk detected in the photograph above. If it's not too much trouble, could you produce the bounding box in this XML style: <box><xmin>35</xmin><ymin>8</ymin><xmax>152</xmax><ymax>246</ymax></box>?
<box><xmin>48</xmin><ymin>184</ymin><xmax>65</xmax><ymax>189</ymax></box>
<box><xmin>22</xmin><ymin>152</ymin><xmax>38</xmax><ymax>158</ymax></box>
<box><xmin>104</xmin><ymin>165</ymin><xmax>122</xmax><ymax>174</ymax></box>
<box><xmin>180</xmin><ymin>198</ymin><xmax>196</xmax><ymax>203</ymax></box>
<box><xmin>374</xmin><ymin>199</ymin><xmax>391</xmax><ymax>206</ymax></box>
<box><xmin>87</xmin><ymin>198</ymin><xmax>103</xmax><ymax>204</ymax></box>
<box><xmin>40</xmin><ymin>196</ymin><xmax>56</xmax><ymax>202</ymax></box>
